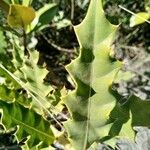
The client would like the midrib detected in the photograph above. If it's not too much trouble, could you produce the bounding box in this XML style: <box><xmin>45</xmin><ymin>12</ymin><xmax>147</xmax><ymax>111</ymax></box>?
<box><xmin>82</xmin><ymin>0</ymin><xmax>98</xmax><ymax>149</ymax></box>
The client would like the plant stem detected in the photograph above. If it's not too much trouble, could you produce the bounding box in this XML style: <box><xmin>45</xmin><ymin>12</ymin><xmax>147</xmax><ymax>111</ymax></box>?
<box><xmin>23</xmin><ymin>29</ymin><xmax>30</xmax><ymax>58</ymax></box>
<box><xmin>11</xmin><ymin>0</ymin><xmax>15</xmax><ymax>4</ymax></box>
<box><xmin>119</xmin><ymin>5</ymin><xmax>150</xmax><ymax>25</ymax></box>
<box><xmin>70</xmin><ymin>0</ymin><xmax>74</xmax><ymax>21</ymax></box>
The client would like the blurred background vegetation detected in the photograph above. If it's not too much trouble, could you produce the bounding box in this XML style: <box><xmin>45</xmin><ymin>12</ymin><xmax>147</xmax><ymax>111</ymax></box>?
<box><xmin>0</xmin><ymin>0</ymin><xmax>150</xmax><ymax>149</ymax></box>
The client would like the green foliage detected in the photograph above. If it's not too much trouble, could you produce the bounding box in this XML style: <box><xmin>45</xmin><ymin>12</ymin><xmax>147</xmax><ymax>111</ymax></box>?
<box><xmin>0</xmin><ymin>49</ymin><xmax>54</xmax><ymax>113</ymax></box>
<box><xmin>129</xmin><ymin>96</ymin><xmax>150</xmax><ymax>127</ymax></box>
<box><xmin>0</xmin><ymin>0</ymin><xmax>10</xmax><ymax>13</ymax></box>
<box><xmin>109</xmin><ymin>96</ymin><xmax>150</xmax><ymax>144</ymax></box>
<box><xmin>14</xmin><ymin>50</ymin><xmax>54</xmax><ymax>112</ymax></box>
<box><xmin>36</xmin><ymin>4</ymin><xmax>58</xmax><ymax>27</ymax></box>
<box><xmin>0</xmin><ymin>64</ymin><xmax>20</xmax><ymax>88</ymax></box>
<box><xmin>63</xmin><ymin>0</ymin><xmax>122</xmax><ymax>149</ymax></box>
<box><xmin>0</xmin><ymin>1</ymin><xmax>59</xmax><ymax>148</ymax></box>
<box><xmin>0</xmin><ymin>84</ymin><xmax>31</xmax><ymax>106</ymax></box>
<box><xmin>0</xmin><ymin>0</ymin><xmax>150</xmax><ymax>149</ymax></box>
<box><xmin>0</xmin><ymin>0</ymin><xmax>57</xmax><ymax>32</ymax></box>
<box><xmin>130</xmin><ymin>12</ymin><xmax>150</xmax><ymax>27</ymax></box>
<box><xmin>0</xmin><ymin>101</ymin><xmax>54</xmax><ymax>148</ymax></box>
<box><xmin>29</xmin><ymin>3</ymin><xmax>58</xmax><ymax>32</ymax></box>
<box><xmin>129</xmin><ymin>1</ymin><xmax>150</xmax><ymax>27</ymax></box>
<box><xmin>63</xmin><ymin>0</ymin><xmax>150</xmax><ymax>149</ymax></box>
<box><xmin>0</xmin><ymin>125</ymin><xmax>22</xmax><ymax>150</ymax></box>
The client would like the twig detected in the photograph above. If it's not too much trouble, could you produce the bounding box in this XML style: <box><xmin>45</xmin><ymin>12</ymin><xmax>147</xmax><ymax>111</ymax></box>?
<box><xmin>39</xmin><ymin>32</ymin><xmax>74</xmax><ymax>53</ymax></box>
<box><xmin>11</xmin><ymin>0</ymin><xmax>15</xmax><ymax>4</ymax></box>
<box><xmin>23</xmin><ymin>29</ymin><xmax>30</xmax><ymax>58</ymax></box>
<box><xmin>70</xmin><ymin>0</ymin><xmax>75</xmax><ymax>21</ymax></box>
<box><xmin>127</xmin><ymin>68</ymin><xmax>150</xmax><ymax>81</ymax></box>
<box><xmin>119</xmin><ymin>5</ymin><xmax>150</xmax><ymax>25</ymax></box>
<box><xmin>119</xmin><ymin>45</ymin><xmax>143</xmax><ymax>51</ymax></box>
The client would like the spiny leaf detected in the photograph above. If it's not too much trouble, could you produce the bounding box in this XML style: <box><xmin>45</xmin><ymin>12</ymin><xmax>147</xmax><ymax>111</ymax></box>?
<box><xmin>116</xmin><ymin>127</ymin><xmax>150</xmax><ymax>150</ymax></box>
<box><xmin>0</xmin><ymin>83</ymin><xmax>31</xmax><ymax>106</ymax></box>
<box><xmin>7</xmin><ymin>4</ymin><xmax>35</xmax><ymax>28</ymax></box>
<box><xmin>108</xmin><ymin>95</ymin><xmax>150</xmax><ymax>147</ymax></box>
<box><xmin>20</xmin><ymin>51</ymin><xmax>52</xmax><ymax>98</ymax></box>
<box><xmin>0</xmin><ymin>49</ymin><xmax>54</xmax><ymax>113</ymax></box>
<box><xmin>0</xmin><ymin>62</ymin><xmax>48</xmax><ymax>114</ymax></box>
<box><xmin>14</xmin><ymin>50</ymin><xmax>53</xmax><ymax>112</ymax></box>
<box><xmin>0</xmin><ymin>101</ymin><xmax>54</xmax><ymax>148</ymax></box>
<box><xmin>107</xmin><ymin>96</ymin><xmax>134</xmax><ymax>147</ymax></box>
<box><xmin>0</xmin><ymin>64</ymin><xmax>21</xmax><ymax>88</ymax></box>
<box><xmin>63</xmin><ymin>0</ymin><xmax>122</xmax><ymax>149</ymax></box>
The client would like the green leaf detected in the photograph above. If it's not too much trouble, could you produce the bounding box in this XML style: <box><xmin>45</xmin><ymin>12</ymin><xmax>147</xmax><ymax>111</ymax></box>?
<box><xmin>20</xmin><ymin>51</ymin><xmax>52</xmax><ymax>98</ymax></box>
<box><xmin>14</xmin><ymin>50</ymin><xmax>53</xmax><ymax>112</ymax></box>
<box><xmin>63</xmin><ymin>0</ymin><xmax>122</xmax><ymax>149</ymax></box>
<box><xmin>108</xmin><ymin>95</ymin><xmax>150</xmax><ymax>146</ymax></box>
<box><xmin>108</xmin><ymin>98</ymin><xmax>134</xmax><ymax>146</ymax></box>
<box><xmin>0</xmin><ymin>84</ymin><xmax>32</xmax><ymax>106</ymax></box>
<box><xmin>0</xmin><ymin>0</ymin><xmax>10</xmax><ymax>13</ymax></box>
<box><xmin>37</xmin><ymin>4</ymin><xmax>57</xmax><ymax>26</ymax></box>
<box><xmin>0</xmin><ymin>64</ymin><xmax>20</xmax><ymax>88</ymax></box>
<box><xmin>130</xmin><ymin>12</ymin><xmax>150</xmax><ymax>27</ymax></box>
<box><xmin>0</xmin><ymin>59</ymin><xmax>50</xmax><ymax>114</ymax></box>
<box><xmin>7</xmin><ymin>4</ymin><xmax>36</xmax><ymax>28</ymax></box>
<box><xmin>0</xmin><ymin>101</ymin><xmax>54</xmax><ymax>148</ymax></box>
<box><xmin>129</xmin><ymin>96</ymin><xmax>150</xmax><ymax>127</ymax></box>
<box><xmin>114</xmin><ymin>71</ymin><xmax>135</xmax><ymax>83</ymax></box>
<box><xmin>0</xmin><ymin>47</ymin><xmax>55</xmax><ymax>112</ymax></box>
<box><xmin>29</xmin><ymin>3</ymin><xmax>58</xmax><ymax>32</ymax></box>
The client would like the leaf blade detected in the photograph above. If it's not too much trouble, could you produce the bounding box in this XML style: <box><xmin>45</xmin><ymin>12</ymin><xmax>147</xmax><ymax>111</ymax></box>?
<box><xmin>64</xmin><ymin>0</ymin><xmax>122</xmax><ymax>149</ymax></box>
<box><xmin>130</xmin><ymin>12</ymin><xmax>150</xmax><ymax>27</ymax></box>
<box><xmin>0</xmin><ymin>101</ymin><xmax>54</xmax><ymax>148</ymax></box>
<box><xmin>7</xmin><ymin>4</ymin><xmax>35</xmax><ymax>28</ymax></box>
